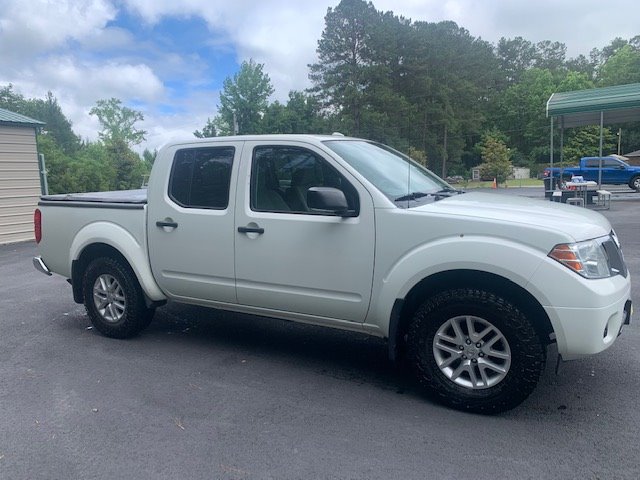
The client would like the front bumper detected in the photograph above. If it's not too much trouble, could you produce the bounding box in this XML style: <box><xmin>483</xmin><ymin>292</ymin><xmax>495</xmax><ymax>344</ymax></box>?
<box><xmin>33</xmin><ymin>256</ymin><xmax>52</xmax><ymax>276</ymax></box>
<box><xmin>546</xmin><ymin>295</ymin><xmax>632</xmax><ymax>360</ymax></box>
<box><xmin>528</xmin><ymin>247</ymin><xmax>632</xmax><ymax>361</ymax></box>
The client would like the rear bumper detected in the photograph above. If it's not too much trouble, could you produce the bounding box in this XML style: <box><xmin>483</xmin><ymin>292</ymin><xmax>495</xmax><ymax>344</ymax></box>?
<box><xmin>32</xmin><ymin>256</ymin><xmax>52</xmax><ymax>276</ymax></box>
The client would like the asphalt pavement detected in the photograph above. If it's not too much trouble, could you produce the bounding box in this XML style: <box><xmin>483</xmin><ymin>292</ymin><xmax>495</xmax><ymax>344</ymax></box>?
<box><xmin>1</xmin><ymin>194</ymin><xmax>639</xmax><ymax>480</ymax></box>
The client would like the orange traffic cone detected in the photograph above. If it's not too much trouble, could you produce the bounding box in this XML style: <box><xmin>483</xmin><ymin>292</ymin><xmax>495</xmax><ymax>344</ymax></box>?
<box><xmin>492</xmin><ymin>178</ymin><xmax>497</xmax><ymax>189</ymax></box>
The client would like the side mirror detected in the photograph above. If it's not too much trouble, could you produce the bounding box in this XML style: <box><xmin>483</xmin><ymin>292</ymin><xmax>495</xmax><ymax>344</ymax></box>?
<box><xmin>307</xmin><ymin>187</ymin><xmax>355</xmax><ymax>217</ymax></box>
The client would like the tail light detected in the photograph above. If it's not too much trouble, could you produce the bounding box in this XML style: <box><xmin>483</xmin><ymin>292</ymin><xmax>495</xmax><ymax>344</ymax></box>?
<box><xmin>34</xmin><ymin>209</ymin><xmax>42</xmax><ymax>243</ymax></box>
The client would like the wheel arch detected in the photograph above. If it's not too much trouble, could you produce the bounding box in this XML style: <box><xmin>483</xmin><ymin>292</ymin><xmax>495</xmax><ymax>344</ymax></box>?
<box><xmin>71</xmin><ymin>242</ymin><xmax>165</xmax><ymax>308</ymax></box>
<box><xmin>388</xmin><ymin>269</ymin><xmax>555</xmax><ymax>362</ymax></box>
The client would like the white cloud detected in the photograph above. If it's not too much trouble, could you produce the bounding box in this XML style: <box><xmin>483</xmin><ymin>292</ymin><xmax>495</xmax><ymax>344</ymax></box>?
<box><xmin>44</xmin><ymin>58</ymin><xmax>164</xmax><ymax>103</ymax></box>
<box><xmin>123</xmin><ymin>0</ymin><xmax>330</xmax><ymax>100</ymax></box>
<box><xmin>0</xmin><ymin>0</ymin><xmax>116</xmax><ymax>59</ymax></box>
<box><xmin>376</xmin><ymin>0</ymin><xmax>640</xmax><ymax>58</ymax></box>
<box><xmin>229</xmin><ymin>6</ymin><xmax>327</xmax><ymax>99</ymax></box>
<box><xmin>50</xmin><ymin>59</ymin><xmax>166</xmax><ymax>140</ymax></box>
<box><xmin>1</xmin><ymin>56</ymin><xmax>165</xmax><ymax>143</ymax></box>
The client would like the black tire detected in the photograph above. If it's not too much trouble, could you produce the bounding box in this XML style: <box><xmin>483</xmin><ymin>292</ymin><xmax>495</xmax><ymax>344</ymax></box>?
<box><xmin>406</xmin><ymin>288</ymin><xmax>545</xmax><ymax>414</ymax></box>
<box><xmin>629</xmin><ymin>175</ymin><xmax>640</xmax><ymax>191</ymax></box>
<box><xmin>82</xmin><ymin>257</ymin><xmax>154</xmax><ymax>339</ymax></box>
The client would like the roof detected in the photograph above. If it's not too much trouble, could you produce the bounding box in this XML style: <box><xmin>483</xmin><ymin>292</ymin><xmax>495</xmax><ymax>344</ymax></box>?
<box><xmin>546</xmin><ymin>83</ymin><xmax>640</xmax><ymax>128</ymax></box>
<box><xmin>624</xmin><ymin>149</ymin><xmax>640</xmax><ymax>157</ymax></box>
<box><xmin>159</xmin><ymin>133</ymin><xmax>364</xmax><ymax>149</ymax></box>
<box><xmin>0</xmin><ymin>107</ymin><xmax>45</xmax><ymax>127</ymax></box>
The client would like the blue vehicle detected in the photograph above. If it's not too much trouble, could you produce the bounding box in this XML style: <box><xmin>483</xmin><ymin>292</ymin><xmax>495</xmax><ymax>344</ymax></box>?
<box><xmin>544</xmin><ymin>156</ymin><xmax>640</xmax><ymax>190</ymax></box>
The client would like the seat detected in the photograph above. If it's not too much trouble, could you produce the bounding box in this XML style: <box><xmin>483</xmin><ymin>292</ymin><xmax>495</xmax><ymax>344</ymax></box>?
<box><xmin>254</xmin><ymin>161</ymin><xmax>290</xmax><ymax>211</ymax></box>
<box><xmin>567</xmin><ymin>197</ymin><xmax>584</xmax><ymax>207</ymax></box>
<box><xmin>286</xmin><ymin>163</ymin><xmax>320</xmax><ymax>212</ymax></box>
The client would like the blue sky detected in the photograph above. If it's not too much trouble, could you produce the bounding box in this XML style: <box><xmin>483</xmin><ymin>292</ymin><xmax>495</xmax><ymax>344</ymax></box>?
<box><xmin>0</xmin><ymin>0</ymin><xmax>638</xmax><ymax>152</ymax></box>
<box><xmin>108</xmin><ymin>10</ymin><xmax>236</xmax><ymax>108</ymax></box>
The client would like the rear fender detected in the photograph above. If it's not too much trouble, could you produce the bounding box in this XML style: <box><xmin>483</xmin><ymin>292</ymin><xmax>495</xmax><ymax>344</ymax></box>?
<box><xmin>70</xmin><ymin>221</ymin><xmax>166</xmax><ymax>302</ymax></box>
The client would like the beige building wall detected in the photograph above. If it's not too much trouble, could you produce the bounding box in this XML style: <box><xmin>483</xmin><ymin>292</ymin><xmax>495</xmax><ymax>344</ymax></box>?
<box><xmin>0</xmin><ymin>125</ymin><xmax>40</xmax><ymax>244</ymax></box>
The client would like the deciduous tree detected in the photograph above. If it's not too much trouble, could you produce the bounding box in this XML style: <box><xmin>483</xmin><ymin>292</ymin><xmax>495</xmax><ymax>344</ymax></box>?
<box><xmin>598</xmin><ymin>45</ymin><xmax>640</xmax><ymax>86</ymax></box>
<box><xmin>478</xmin><ymin>131</ymin><xmax>513</xmax><ymax>184</ymax></box>
<box><xmin>90</xmin><ymin>98</ymin><xmax>147</xmax><ymax>147</ymax></box>
<box><xmin>212</xmin><ymin>59</ymin><xmax>274</xmax><ymax>135</ymax></box>
<box><xmin>563</xmin><ymin>126</ymin><xmax>617</xmax><ymax>164</ymax></box>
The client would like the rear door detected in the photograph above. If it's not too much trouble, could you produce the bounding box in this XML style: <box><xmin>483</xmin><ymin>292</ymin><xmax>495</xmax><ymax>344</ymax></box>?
<box><xmin>147</xmin><ymin>141</ymin><xmax>242</xmax><ymax>304</ymax></box>
<box><xmin>234</xmin><ymin>141</ymin><xmax>375</xmax><ymax>322</ymax></box>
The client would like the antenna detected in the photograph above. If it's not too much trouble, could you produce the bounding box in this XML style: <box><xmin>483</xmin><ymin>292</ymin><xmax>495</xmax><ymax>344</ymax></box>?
<box><xmin>407</xmin><ymin>153</ymin><xmax>411</xmax><ymax>208</ymax></box>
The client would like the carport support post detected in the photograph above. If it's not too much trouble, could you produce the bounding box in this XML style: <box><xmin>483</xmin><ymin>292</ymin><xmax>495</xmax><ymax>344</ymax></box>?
<box><xmin>598</xmin><ymin>110</ymin><xmax>604</xmax><ymax>188</ymax></box>
<box><xmin>559</xmin><ymin>117</ymin><xmax>564</xmax><ymax>180</ymax></box>
<box><xmin>550</xmin><ymin>116</ymin><xmax>554</xmax><ymax>189</ymax></box>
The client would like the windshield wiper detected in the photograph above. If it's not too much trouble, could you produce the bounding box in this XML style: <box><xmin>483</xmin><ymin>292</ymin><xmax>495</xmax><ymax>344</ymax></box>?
<box><xmin>395</xmin><ymin>188</ymin><xmax>462</xmax><ymax>202</ymax></box>
<box><xmin>394</xmin><ymin>191</ymin><xmax>431</xmax><ymax>202</ymax></box>
<box><xmin>435</xmin><ymin>187</ymin><xmax>461</xmax><ymax>194</ymax></box>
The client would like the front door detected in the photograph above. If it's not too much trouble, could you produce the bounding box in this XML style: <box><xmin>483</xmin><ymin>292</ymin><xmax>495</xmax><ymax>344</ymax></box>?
<box><xmin>234</xmin><ymin>141</ymin><xmax>375</xmax><ymax>323</ymax></box>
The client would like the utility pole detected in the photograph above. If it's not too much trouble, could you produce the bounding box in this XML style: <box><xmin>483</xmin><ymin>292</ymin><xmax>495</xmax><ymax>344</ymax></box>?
<box><xmin>233</xmin><ymin>112</ymin><xmax>239</xmax><ymax>135</ymax></box>
<box><xmin>617</xmin><ymin>128</ymin><xmax>622</xmax><ymax>155</ymax></box>
<box><xmin>442</xmin><ymin>123</ymin><xmax>448</xmax><ymax>178</ymax></box>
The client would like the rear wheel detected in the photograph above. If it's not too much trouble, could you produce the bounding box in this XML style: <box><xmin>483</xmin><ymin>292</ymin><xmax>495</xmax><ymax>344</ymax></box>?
<box><xmin>82</xmin><ymin>257</ymin><xmax>154</xmax><ymax>339</ymax></box>
<box><xmin>406</xmin><ymin>288</ymin><xmax>545</xmax><ymax>414</ymax></box>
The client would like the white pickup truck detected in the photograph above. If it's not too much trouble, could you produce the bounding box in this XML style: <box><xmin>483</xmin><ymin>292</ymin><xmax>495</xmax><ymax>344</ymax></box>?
<box><xmin>33</xmin><ymin>134</ymin><xmax>632</xmax><ymax>413</ymax></box>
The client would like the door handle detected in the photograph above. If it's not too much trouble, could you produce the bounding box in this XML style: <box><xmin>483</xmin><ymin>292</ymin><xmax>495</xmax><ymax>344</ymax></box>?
<box><xmin>156</xmin><ymin>220</ymin><xmax>178</xmax><ymax>229</ymax></box>
<box><xmin>238</xmin><ymin>226</ymin><xmax>264</xmax><ymax>234</ymax></box>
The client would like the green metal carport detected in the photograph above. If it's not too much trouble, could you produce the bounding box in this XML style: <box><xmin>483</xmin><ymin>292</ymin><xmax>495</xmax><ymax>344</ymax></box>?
<box><xmin>546</xmin><ymin>82</ymin><xmax>640</xmax><ymax>187</ymax></box>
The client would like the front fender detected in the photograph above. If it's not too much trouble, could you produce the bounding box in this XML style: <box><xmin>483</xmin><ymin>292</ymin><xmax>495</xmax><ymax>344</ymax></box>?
<box><xmin>70</xmin><ymin>221</ymin><xmax>166</xmax><ymax>302</ymax></box>
<box><xmin>369</xmin><ymin>235</ymin><xmax>551</xmax><ymax>335</ymax></box>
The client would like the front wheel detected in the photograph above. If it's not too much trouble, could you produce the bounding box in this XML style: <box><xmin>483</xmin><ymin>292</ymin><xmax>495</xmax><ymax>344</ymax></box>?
<box><xmin>82</xmin><ymin>257</ymin><xmax>154</xmax><ymax>339</ymax></box>
<box><xmin>629</xmin><ymin>175</ymin><xmax>640</xmax><ymax>191</ymax></box>
<box><xmin>406</xmin><ymin>288</ymin><xmax>545</xmax><ymax>414</ymax></box>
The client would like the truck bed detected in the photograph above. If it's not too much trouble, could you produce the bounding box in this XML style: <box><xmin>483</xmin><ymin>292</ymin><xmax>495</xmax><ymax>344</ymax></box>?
<box><xmin>40</xmin><ymin>189</ymin><xmax>147</xmax><ymax>207</ymax></box>
<box><xmin>36</xmin><ymin>189</ymin><xmax>148</xmax><ymax>279</ymax></box>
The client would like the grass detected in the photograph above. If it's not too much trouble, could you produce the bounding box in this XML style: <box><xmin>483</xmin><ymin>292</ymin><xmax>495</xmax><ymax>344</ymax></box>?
<box><xmin>461</xmin><ymin>178</ymin><xmax>544</xmax><ymax>189</ymax></box>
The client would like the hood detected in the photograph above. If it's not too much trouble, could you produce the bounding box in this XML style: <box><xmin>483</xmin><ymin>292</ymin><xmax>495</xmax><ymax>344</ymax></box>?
<box><xmin>412</xmin><ymin>191</ymin><xmax>611</xmax><ymax>243</ymax></box>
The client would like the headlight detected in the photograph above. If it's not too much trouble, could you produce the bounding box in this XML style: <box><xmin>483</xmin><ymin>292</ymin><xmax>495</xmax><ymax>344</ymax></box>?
<box><xmin>549</xmin><ymin>237</ymin><xmax>612</xmax><ymax>279</ymax></box>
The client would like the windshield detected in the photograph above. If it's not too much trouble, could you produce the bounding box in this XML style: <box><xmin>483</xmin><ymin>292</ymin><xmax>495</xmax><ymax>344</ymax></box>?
<box><xmin>323</xmin><ymin>139</ymin><xmax>452</xmax><ymax>205</ymax></box>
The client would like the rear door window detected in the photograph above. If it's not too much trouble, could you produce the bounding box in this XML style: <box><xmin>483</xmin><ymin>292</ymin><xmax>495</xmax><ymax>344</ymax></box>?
<box><xmin>169</xmin><ymin>147</ymin><xmax>235</xmax><ymax>209</ymax></box>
